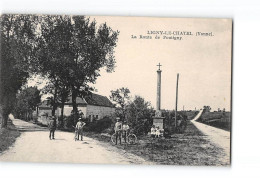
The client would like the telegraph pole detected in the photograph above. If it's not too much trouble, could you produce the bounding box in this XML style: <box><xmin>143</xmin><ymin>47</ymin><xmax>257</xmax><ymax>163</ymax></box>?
<box><xmin>175</xmin><ymin>73</ymin><xmax>179</xmax><ymax>128</ymax></box>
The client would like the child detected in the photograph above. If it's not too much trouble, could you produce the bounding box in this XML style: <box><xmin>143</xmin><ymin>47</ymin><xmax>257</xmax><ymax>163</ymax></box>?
<box><xmin>151</xmin><ymin>125</ymin><xmax>156</xmax><ymax>138</ymax></box>
<box><xmin>155</xmin><ymin>126</ymin><xmax>160</xmax><ymax>138</ymax></box>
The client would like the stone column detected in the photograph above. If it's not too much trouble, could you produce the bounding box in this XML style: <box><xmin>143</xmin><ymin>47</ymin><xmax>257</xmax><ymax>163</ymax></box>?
<box><xmin>156</xmin><ymin>69</ymin><xmax>162</xmax><ymax>111</ymax></box>
<box><xmin>153</xmin><ymin>64</ymin><xmax>164</xmax><ymax>130</ymax></box>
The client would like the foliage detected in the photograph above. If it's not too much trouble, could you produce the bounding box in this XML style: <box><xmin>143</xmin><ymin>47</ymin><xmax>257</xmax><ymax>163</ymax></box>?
<box><xmin>85</xmin><ymin>116</ymin><xmax>113</xmax><ymax>133</ymax></box>
<box><xmin>0</xmin><ymin>14</ymin><xmax>38</xmax><ymax>127</ymax></box>
<box><xmin>36</xmin><ymin>15</ymin><xmax>119</xmax><ymax>120</ymax></box>
<box><xmin>203</xmin><ymin>105</ymin><xmax>211</xmax><ymax>112</ymax></box>
<box><xmin>125</xmin><ymin>96</ymin><xmax>154</xmax><ymax>136</ymax></box>
<box><xmin>162</xmin><ymin>110</ymin><xmax>188</xmax><ymax>136</ymax></box>
<box><xmin>0</xmin><ymin>120</ymin><xmax>21</xmax><ymax>153</ymax></box>
<box><xmin>13</xmin><ymin>87</ymin><xmax>41</xmax><ymax>121</ymax></box>
<box><xmin>110</xmin><ymin>87</ymin><xmax>130</xmax><ymax>120</ymax></box>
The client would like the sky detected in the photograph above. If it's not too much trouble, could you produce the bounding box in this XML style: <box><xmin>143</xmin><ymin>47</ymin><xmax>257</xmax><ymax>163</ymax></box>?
<box><xmin>28</xmin><ymin>16</ymin><xmax>232</xmax><ymax>111</ymax></box>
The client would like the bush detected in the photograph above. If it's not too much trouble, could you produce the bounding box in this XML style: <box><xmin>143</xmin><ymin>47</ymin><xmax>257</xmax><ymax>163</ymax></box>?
<box><xmin>130</xmin><ymin>118</ymin><xmax>153</xmax><ymax>136</ymax></box>
<box><xmin>85</xmin><ymin>116</ymin><xmax>113</xmax><ymax>133</ymax></box>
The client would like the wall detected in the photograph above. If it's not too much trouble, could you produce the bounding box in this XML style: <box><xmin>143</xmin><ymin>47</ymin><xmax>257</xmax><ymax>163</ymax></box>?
<box><xmin>61</xmin><ymin>105</ymin><xmax>115</xmax><ymax>121</ymax></box>
<box><xmin>86</xmin><ymin>105</ymin><xmax>115</xmax><ymax>121</ymax></box>
<box><xmin>36</xmin><ymin>108</ymin><xmax>59</xmax><ymax>126</ymax></box>
<box><xmin>62</xmin><ymin>105</ymin><xmax>87</xmax><ymax>117</ymax></box>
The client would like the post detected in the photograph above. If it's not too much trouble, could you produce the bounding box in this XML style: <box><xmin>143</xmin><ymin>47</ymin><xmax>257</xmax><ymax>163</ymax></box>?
<box><xmin>175</xmin><ymin>73</ymin><xmax>179</xmax><ymax>128</ymax></box>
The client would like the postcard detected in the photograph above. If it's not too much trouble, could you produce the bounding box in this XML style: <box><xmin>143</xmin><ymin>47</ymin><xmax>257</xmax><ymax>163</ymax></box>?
<box><xmin>0</xmin><ymin>14</ymin><xmax>232</xmax><ymax>166</ymax></box>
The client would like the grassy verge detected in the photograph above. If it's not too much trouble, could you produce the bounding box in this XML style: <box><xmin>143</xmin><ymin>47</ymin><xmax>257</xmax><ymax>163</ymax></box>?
<box><xmin>86</xmin><ymin>121</ymin><xmax>229</xmax><ymax>166</ymax></box>
<box><xmin>0</xmin><ymin>120</ymin><xmax>21</xmax><ymax>154</ymax></box>
<box><xmin>198</xmin><ymin>112</ymin><xmax>231</xmax><ymax>131</ymax></box>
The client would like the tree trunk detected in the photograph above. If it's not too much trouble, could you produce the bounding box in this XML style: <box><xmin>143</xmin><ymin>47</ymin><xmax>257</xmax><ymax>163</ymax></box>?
<box><xmin>59</xmin><ymin>101</ymin><xmax>65</xmax><ymax>127</ymax></box>
<box><xmin>71</xmin><ymin>88</ymin><xmax>78</xmax><ymax>124</ymax></box>
<box><xmin>61</xmin><ymin>103</ymin><xmax>64</xmax><ymax>120</ymax></box>
<box><xmin>1</xmin><ymin>112</ymin><xmax>8</xmax><ymax>128</ymax></box>
<box><xmin>52</xmin><ymin>87</ymin><xmax>58</xmax><ymax>116</ymax></box>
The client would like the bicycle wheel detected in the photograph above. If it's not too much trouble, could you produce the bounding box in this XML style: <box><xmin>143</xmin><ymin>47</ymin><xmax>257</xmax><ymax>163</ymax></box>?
<box><xmin>127</xmin><ymin>134</ymin><xmax>137</xmax><ymax>144</ymax></box>
<box><xmin>111</xmin><ymin>133</ymin><xmax>117</xmax><ymax>144</ymax></box>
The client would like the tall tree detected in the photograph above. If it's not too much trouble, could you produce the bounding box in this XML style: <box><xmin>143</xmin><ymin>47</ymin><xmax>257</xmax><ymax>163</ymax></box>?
<box><xmin>0</xmin><ymin>14</ymin><xmax>38</xmax><ymax>128</ymax></box>
<box><xmin>110</xmin><ymin>87</ymin><xmax>131</xmax><ymax>120</ymax></box>
<box><xmin>37</xmin><ymin>15</ymin><xmax>119</xmax><ymax>122</ymax></box>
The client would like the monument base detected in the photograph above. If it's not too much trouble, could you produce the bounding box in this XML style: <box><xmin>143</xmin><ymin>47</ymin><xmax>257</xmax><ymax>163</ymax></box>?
<box><xmin>152</xmin><ymin>117</ymin><xmax>165</xmax><ymax>129</ymax></box>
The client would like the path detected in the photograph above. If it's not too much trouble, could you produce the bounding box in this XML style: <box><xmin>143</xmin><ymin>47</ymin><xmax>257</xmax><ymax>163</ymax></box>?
<box><xmin>191</xmin><ymin>110</ymin><xmax>231</xmax><ymax>164</ymax></box>
<box><xmin>0</xmin><ymin>118</ymin><xmax>152</xmax><ymax>165</ymax></box>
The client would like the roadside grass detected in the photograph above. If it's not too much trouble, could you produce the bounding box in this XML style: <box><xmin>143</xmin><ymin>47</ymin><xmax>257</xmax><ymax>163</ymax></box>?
<box><xmin>86</xmin><ymin>121</ymin><xmax>229</xmax><ymax>166</ymax></box>
<box><xmin>198</xmin><ymin>112</ymin><xmax>231</xmax><ymax>131</ymax></box>
<box><xmin>0</xmin><ymin>120</ymin><xmax>21</xmax><ymax>154</ymax></box>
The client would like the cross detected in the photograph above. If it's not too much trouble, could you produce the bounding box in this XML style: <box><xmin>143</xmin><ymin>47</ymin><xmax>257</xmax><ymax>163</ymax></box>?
<box><xmin>157</xmin><ymin>63</ymin><xmax>162</xmax><ymax>70</ymax></box>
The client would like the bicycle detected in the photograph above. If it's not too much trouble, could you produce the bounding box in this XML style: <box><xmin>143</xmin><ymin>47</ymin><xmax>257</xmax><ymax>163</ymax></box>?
<box><xmin>111</xmin><ymin>129</ymin><xmax>137</xmax><ymax>145</ymax></box>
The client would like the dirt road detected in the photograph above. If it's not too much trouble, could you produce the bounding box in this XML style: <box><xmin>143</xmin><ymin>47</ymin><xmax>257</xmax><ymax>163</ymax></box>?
<box><xmin>191</xmin><ymin>111</ymin><xmax>231</xmax><ymax>164</ymax></box>
<box><xmin>0</xmin><ymin>118</ymin><xmax>152</xmax><ymax>165</ymax></box>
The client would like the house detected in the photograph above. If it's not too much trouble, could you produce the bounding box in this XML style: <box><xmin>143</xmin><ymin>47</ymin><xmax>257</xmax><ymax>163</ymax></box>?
<box><xmin>35</xmin><ymin>100</ymin><xmax>58</xmax><ymax>125</ymax></box>
<box><xmin>36</xmin><ymin>93</ymin><xmax>115</xmax><ymax>123</ymax></box>
<box><xmin>62</xmin><ymin>93</ymin><xmax>115</xmax><ymax>121</ymax></box>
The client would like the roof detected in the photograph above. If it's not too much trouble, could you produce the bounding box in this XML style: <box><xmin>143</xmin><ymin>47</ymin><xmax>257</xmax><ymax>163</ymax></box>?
<box><xmin>66</xmin><ymin>97</ymin><xmax>87</xmax><ymax>105</ymax></box>
<box><xmin>85</xmin><ymin>93</ymin><xmax>114</xmax><ymax>107</ymax></box>
<box><xmin>65</xmin><ymin>93</ymin><xmax>114</xmax><ymax>108</ymax></box>
<box><xmin>39</xmin><ymin>93</ymin><xmax>114</xmax><ymax>108</ymax></box>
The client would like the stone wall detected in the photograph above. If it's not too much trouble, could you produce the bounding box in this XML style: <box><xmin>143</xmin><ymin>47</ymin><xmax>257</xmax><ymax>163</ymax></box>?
<box><xmin>61</xmin><ymin>105</ymin><xmax>115</xmax><ymax>121</ymax></box>
<box><xmin>86</xmin><ymin>105</ymin><xmax>115</xmax><ymax>121</ymax></box>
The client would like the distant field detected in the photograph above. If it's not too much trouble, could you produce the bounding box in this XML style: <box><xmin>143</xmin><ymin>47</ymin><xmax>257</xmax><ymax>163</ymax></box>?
<box><xmin>198</xmin><ymin>112</ymin><xmax>231</xmax><ymax>131</ymax></box>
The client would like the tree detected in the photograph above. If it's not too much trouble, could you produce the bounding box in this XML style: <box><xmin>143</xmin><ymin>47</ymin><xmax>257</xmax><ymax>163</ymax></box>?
<box><xmin>36</xmin><ymin>15</ymin><xmax>119</xmax><ymax>122</ymax></box>
<box><xmin>110</xmin><ymin>87</ymin><xmax>131</xmax><ymax>120</ymax></box>
<box><xmin>41</xmin><ymin>79</ymin><xmax>70</xmax><ymax>119</ymax></box>
<box><xmin>13</xmin><ymin>87</ymin><xmax>41</xmax><ymax>121</ymax></box>
<box><xmin>125</xmin><ymin>96</ymin><xmax>154</xmax><ymax>135</ymax></box>
<box><xmin>203</xmin><ymin>105</ymin><xmax>211</xmax><ymax>112</ymax></box>
<box><xmin>0</xmin><ymin>14</ymin><xmax>38</xmax><ymax>128</ymax></box>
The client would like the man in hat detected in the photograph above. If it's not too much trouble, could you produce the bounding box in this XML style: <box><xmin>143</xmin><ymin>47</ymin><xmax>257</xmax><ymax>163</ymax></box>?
<box><xmin>122</xmin><ymin>121</ymin><xmax>130</xmax><ymax>143</ymax></box>
<box><xmin>75</xmin><ymin>118</ymin><xmax>86</xmax><ymax>141</ymax></box>
<box><xmin>48</xmin><ymin>116</ymin><xmax>57</xmax><ymax>140</ymax></box>
<box><xmin>114</xmin><ymin>117</ymin><xmax>122</xmax><ymax>145</ymax></box>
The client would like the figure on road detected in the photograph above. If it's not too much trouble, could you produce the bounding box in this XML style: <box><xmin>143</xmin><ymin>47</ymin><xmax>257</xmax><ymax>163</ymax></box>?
<box><xmin>122</xmin><ymin>121</ymin><xmax>130</xmax><ymax>143</ymax></box>
<box><xmin>114</xmin><ymin>117</ymin><xmax>122</xmax><ymax>145</ymax></box>
<box><xmin>48</xmin><ymin>116</ymin><xmax>57</xmax><ymax>140</ymax></box>
<box><xmin>75</xmin><ymin>118</ymin><xmax>86</xmax><ymax>141</ymax></box>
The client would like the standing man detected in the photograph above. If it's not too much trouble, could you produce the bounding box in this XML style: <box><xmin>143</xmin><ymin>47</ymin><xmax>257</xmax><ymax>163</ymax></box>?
<box><xmin>48</xmin><ymin>116</ymin><xmax>56</xmax><ymax>140</ymax></box>
<box><xmin>75</xmin><ymin>118</ymin><xmax>86</xmax><ymax>141</ymax></box>
<box><xmin>122</xmin><ymin>121</ymin><xmax>130</xmax><ymax>143</ymax></box>
<box><xmin>114</xmin><ymin>117</ymin><xmax>122</xmax><ymax>145</ymax></box>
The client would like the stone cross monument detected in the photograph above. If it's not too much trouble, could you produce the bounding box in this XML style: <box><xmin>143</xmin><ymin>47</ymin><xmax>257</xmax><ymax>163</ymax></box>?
<box><xmin>153</xmin><ymin>63</ymin><xmax>165</xmax><ymax>129</ymax></box>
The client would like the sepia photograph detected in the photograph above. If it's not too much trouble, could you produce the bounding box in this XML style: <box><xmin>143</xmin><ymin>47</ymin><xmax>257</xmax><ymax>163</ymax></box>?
<box><xmin>0</xmin><ymin>14</ymin><xmax>232</xmax><ymax>166</ymax></box>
